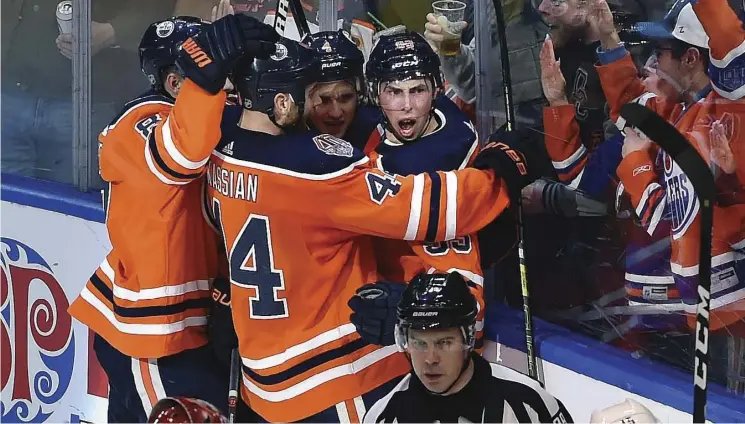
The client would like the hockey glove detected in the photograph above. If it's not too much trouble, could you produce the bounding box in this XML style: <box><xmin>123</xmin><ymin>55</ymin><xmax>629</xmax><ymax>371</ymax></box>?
<box><xmin>348</xmin><ymin>281</ymin><xmax>407</xmax><ymax>346</ymax></box>
<box><xmin>208</xmin><ymin>277</ymin><xmax>238</xmax><ymax>372</ymax></box>
<box><xmin>176</xmin><ymin>14</ymin><xmax>278</xmax><ymax>94</ymax></box>
<box><xmin>472</xmin><ymin>125</ymin><xmax>544</xmax><ymax>200</ymax></box>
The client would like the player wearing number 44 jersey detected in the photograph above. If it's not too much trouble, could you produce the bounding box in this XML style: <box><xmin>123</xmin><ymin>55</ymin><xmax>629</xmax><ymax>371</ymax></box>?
<box><xmin>205</xmin><ymin>37</ymin><xmax>543</xmax><ymax>423</ymax></box>
<box><xmin>67</xmin><ymin>14</ymin><xmax>279</xmax><ymax>422</ymax></box>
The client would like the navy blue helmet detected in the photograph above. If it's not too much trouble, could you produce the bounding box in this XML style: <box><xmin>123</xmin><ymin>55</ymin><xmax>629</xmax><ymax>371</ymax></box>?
<box><xmin>395</xmin><ymin>272</ymin><xmax>478</xmax><ymax>351</ymax></box>
<box><xmin>365</xmin><ymin>31</ymin><xmax>444</xmax><ymax>105</ymax></box>
<box><xmin>234</xmin><ymin>37</ymin><xmax>320</xmax><ymax>122</ymax></box>
<box><xmin>139</xmin><ymin>16</ymin><xmax>206</xmax><ymax>91</ymax></box>
<box><xmin>303</xmin><ymin>30</ymin><xmax>365</xmax><ymax>89</ymax></box>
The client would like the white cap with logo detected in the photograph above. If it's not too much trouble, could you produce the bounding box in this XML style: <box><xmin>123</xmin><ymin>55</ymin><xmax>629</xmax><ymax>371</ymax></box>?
<box><xmin>634</xmin><ymin>0</ymin><xmax>709</xmax><ymax>49</ymax></box>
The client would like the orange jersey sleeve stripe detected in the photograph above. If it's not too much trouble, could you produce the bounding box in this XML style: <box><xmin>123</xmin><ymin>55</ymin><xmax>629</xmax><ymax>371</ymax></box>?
<box><xmin>145</xmin><ymin>80</ymin><xmax>226</xmax><ymax>184</ymax></box>
<box><xmin>617</xmin><ymin>150</ymin><xmax>666</xmax><ymax>236</ymax></box>
<box><xmin>596</xmin><ymin>54</ymin><xmax>648</xmax><ymax>122</ymax></box>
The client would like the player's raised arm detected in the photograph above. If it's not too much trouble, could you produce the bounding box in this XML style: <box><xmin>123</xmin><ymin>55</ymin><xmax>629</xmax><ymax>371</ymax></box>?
<box><xmin>147</xmin><ymin>14</ymin><xmax>278</xmax><ymax>185</ymax></box>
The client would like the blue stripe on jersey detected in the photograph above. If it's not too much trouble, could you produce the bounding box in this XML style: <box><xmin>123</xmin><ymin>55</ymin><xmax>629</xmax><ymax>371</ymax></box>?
<box><xmin>709</xmin><ymin>53</ymin><xmax>745</xmax><ymax>97</ymax></box>
<box><xmin>425</xmin><ymin>172</ymin><xmax>442</xmax><ymax>242</ymax></box>
<box><xmin>242</xmin><ymin>338</ymin><xmax>369</xmax><ymax>385</ymax></box>
<box><xmin>148</xmin><ymin>132</ymin><xmax>201</xmax><ymax>180</ymax></box>
<box><xmin>89</xmin><ymin>274</ymin><xmax>211</xmax><ymax>318</ymax></box>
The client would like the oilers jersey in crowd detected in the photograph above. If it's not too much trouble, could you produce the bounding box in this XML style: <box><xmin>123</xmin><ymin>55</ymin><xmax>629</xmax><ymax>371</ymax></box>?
<box><xmin>206</xmin><ymin>104</ymin><xmax>513</xmax><ymax>421</ymax></box>
<box><xmin>68</xmin><ymin>80</ymin><xmax>226</xmax><ymax>359</ymax></box>
<box><xmin>599</xmin><ymin>0</ymin><xmax>745</xmax><ymax>332</ymax></box>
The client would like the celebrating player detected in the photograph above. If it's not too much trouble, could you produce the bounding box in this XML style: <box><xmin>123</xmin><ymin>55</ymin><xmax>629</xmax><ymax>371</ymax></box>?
<box><xmin>302</xmin><ymin>29</ymin><xmax>380</xmax><ymax>149</ymax></box>
<box><xmin>363</xmin><ymin>272</ymin><xmax>573</xmax><ymax>423</ymax></box>
<box><xmin>203</xmin><ymin>32</ymin><xmax>544</xmax><ymax>421</ymax></box>
<box><xmin>67</xmin><ymin>15</ymin><xmax>278</xmax><ymax>422</ymax></box>
<box><xmin>348</xmin><ymin>31</ymin><xmax>489</xmax><ymax>351</ymax></box>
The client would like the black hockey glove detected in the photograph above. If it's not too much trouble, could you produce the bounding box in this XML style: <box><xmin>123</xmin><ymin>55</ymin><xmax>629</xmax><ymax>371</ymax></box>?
<box><xmin>208</xmin><ymin>277</ymin><xmax>238</xmax><ymax>372</ymax></box>
<box><xmin>472</xmin><ymin>125</ymin><xmax>544</xmax><ymax>200</ymax></box>
<box><xmin>176</xmin><ymin>14</ymin><xmax>278</xmax><ymax>94</ymax></box>
<box><xmin>348</xmin><ymin>281</ymin><xmax>407</xmax><ymax>346</ymax></box>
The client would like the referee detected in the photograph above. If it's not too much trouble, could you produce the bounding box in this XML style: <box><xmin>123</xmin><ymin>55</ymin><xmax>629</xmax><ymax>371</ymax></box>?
<box><xmin>362</xmin><ymin>272</ymin><xmax>573</xmax><ymax>423</ymax></box>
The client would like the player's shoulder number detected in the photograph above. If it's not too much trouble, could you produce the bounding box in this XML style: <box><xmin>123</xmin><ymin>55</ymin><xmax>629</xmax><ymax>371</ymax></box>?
<box><xmin>365</xmin><ymin>171</ymin><xmax>401</xmax><ymax>205</ymax></box>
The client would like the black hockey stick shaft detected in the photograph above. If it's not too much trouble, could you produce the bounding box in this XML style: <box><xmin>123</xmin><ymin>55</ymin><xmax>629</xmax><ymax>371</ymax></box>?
<box><xmin>491</xmin><ymin>0</ymin><xmax>538</xmax><ymax>383</ymax></box>
<box><xmin>619</xmin><ymin>104</ymin><xmax>715</xmax><ymax>424</ymax></box>
<box><xmin>288</xmin><ymin>0</ymin><xmax>311</xmax><ymax>38</ymax></box>
<box><xmin>228</xmin><ymin>348</ymin><xmax>241</xmax><ymax>423</ymax></box>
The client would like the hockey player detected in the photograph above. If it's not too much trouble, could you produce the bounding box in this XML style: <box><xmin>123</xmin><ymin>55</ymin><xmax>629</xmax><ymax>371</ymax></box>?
<box><xmin>362</xmin><ymin>272</ymin><xmax>573</xmax><ymax>423</ymax></box>
<box><xmin>67</xmin><ymin>15</ymin><xmax>279</xmax><ymax>422</ymax></box>
<box><xmin>303</xmin><ymin>29</ymin><xmax>381</xmax><ymax>149</ymax></box>
<box><xmin>348</xmin><ymin>31</ymin><xmax>488</xmax><ymax>349</ymax></box>
<box><xmin>204</xmin><ymin>37</ymin><xmax>545</xmax><ymax>422</ymax></box>
<box><xmin>592</xmin><ymin>0</ymin><xmax>745</xmax><ymax>334</ymax></box>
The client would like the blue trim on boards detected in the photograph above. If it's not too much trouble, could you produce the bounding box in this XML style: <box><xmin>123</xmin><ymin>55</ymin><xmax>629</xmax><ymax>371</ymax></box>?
<box><xmin>485</xmin><ymin>303</ymin><xmax>745</xmax><ymax>422</ymax></box>
<box><xmin>1</xmin><ymin>173</ymin><xmax>105</xmax><ymax>223</ymax></box>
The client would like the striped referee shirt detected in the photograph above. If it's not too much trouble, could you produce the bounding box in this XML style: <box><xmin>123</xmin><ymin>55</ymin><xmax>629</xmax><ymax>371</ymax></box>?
<box><xmin>363</xmin><ymin>353</ymin><xmax>573</xmax><ymax>423</ymax></box>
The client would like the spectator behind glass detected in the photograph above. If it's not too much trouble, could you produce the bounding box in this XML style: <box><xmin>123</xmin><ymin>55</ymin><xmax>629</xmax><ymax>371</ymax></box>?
<box><xmin>1</xmin><ymin>0</ymin><xmax>176</xmax><ymax>187</ymax></box>
<box><xmin>424</xmin><ymin>0</ymin><xmax>548</xmax><ymax>128</ymax></box>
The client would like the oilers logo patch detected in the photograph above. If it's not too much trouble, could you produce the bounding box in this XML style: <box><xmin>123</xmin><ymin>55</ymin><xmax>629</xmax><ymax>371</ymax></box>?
<box><xmin>271</xmin><ymin>43</ymin><xmax>289</xmax><ymax>61</ymax></box>
<box><xmin>395</xmin><ymin>39</ymin><xmax>415</xmax><ymax>51</ymax></box>
<box><xmin>156</xmin><ymin>21</ymin><xmax>175</xmax><ymax>38</ymax></box>
<box><xmin>663</xmin><ymin>151</ymin><xmax>699</xmax><ymax>240</ymax></box>
<box><xmin>313</xmin><ymin>134</ymin><xmax>353</xmax><ymax>157</ymax></box>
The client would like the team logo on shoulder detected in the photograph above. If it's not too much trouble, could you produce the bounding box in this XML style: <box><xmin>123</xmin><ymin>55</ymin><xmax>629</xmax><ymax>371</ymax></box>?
<box><xmin>156</xmin><ymin>21</ymin><xmax>175</xmax><ymax>38</ymax></box>
<box><xmin>395</xmin><ymin>39</ymin><xmax>415</xmax><ymax>51</ymax></box>
<box><xmin>271</xmin><ymin>43</ymin><xmax>288</xmax><ymax>61</ymax></box>
<box><xmin>313</xmin><ymin>134</ymin><xmax>353</xmax><ymax>157</ymax></box>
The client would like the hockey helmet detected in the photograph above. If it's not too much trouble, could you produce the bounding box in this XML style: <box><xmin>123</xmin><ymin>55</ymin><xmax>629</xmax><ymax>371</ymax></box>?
<box><xmin>147</xmin><ymin>397</ymin><xmax>227</xmax><ymax>423</ymax></box>
<box><xmin>302</xmin><ymin>30</ymin><xmax>364</xmax><ymax>87</ymax></box>
<box><xmin>234</xmin><ymin>37</ymin><xmax>320</xmax><ymax>121</ymax></box>
<box><xmin>365</xmin><ymin>31</ymin><xmax>444</xmax><ymax>105</ymax></box>
<box><xmin>395</xmin><ymin>272</ymin><xmax>478</xmax><ymax>352</ymax></box>
<box><xmin>139</xmin><ymin>16</ymin><xmax>206</xmax><ymax>91</ymax></box>
<box><xmin>590</xmin><ymin>399</ymin><xmax>660</xmax><ymax>423</ymax></box>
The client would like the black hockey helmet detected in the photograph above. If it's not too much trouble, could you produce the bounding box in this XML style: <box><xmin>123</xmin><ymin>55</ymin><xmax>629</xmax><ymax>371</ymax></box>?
<box><xmin>234</xmin><ymin>37</ymin><xmax>320</xmax><ymax>123</ymax></box>
<box><xmin>139</xmin><ymin>16</ymin><xmax>206</xmax><ymax>92</ymax></box>
<box><xmin>365</xmin><ymin>31</ymin><xmax>444</xmax><ymax>105</ymax></box>
<box><xmin>302</xmin><ymin>30</ymin><xmax>364</xmax><ymax>86</ymax></box>
<box><xmin>395</xmin><ymin>272</ymin><xmax>478</xmax><ymax>351</ymax></box>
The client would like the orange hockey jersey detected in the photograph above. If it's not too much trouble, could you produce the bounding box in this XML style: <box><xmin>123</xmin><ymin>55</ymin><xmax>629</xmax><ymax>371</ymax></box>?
<box><xmin>68</xmin><ymin>80</ymin><xmax>227</xmax><ymax>359</ymax></box>
<box><xmin>598</xmin><ymin>0</ymin><xmax>745</xmax><ymax>331</ymax></box>
<box><xmin>205</xmin><ymin>117</ymin><xmax>511</xmax><ymax>421</ymax></box>
<box><xmin>363</xmin><ymin>96</ymin><xmax>486</xmax><ymax>334</ymax></box>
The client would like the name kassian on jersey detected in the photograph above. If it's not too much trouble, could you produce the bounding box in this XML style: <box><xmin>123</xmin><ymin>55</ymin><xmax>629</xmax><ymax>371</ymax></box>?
<box><xmin>206</xmin><ymin>161</ymin><xmax>259</xmax><ymax>202</ymax></box>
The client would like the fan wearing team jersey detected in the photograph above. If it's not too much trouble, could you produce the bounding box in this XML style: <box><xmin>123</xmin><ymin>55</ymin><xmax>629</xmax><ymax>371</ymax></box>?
<box><xmin>362</xmin><ymin>272</ymin><xmax>573</xmax><ymax>424</ymax></box>
<box><xmin>204</xmin><ymin>36</ymin><xmax>546</xmax><ymax>424</ymax></box>
<box><xmin>302</xmin><ymin>29</ymin><xmax>381</xmax><ymax>150</ymax></box>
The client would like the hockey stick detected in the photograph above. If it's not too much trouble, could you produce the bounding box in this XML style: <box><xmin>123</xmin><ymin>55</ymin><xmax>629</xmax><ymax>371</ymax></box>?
<box><xmin>274</xmin><ymin>0</ymin><xmax>311</xmax><ymax>39</ymax></box>
<box><xmin>491</xmin><ymin>0</ymin><xmax>538</xmax><ymax>384</ymax></box>
<box><xmin>288</xmin><ymin>0</ymin><xmax>311</xmax><ymax>38</ymax></box>
<box><xmin>227</xmin><ymin>348</ymin><xmax>241</xmax><ymax>423</ymax></box>
<box><xmin>273</xmin><ymin>0</ymin><xmax>290</xmax><ymax>35</ymax></box>
<box><xmin>619</xmin><ymin>103</ymin><xmax>715</xmax><ymax>424</ymax></box>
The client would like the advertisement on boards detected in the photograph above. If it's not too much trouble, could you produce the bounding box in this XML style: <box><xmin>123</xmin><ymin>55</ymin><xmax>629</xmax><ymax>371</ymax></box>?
<box><xmin>1</xmin><ymin>201</ymin><xmax>110</xmax><ymax>423</ymax></box>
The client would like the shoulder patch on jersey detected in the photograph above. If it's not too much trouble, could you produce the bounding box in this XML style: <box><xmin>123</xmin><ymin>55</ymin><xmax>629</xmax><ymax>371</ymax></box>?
<box><xmin>313</xmin><ymin>134</ymin><xmax>354</xmax><ymax>157</ymax></box>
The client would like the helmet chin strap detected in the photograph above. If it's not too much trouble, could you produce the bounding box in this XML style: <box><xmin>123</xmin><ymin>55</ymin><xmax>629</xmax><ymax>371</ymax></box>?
<box><xmin>384</xmin><ymin>113</ymin><xmax>433</xmax><ymax>143</ymax></box>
